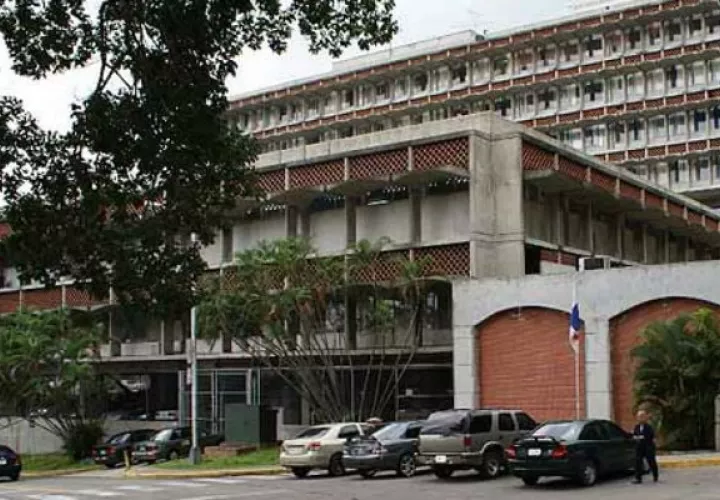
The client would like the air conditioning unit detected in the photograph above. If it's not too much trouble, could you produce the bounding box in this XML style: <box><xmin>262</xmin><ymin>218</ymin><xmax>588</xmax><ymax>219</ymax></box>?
<box><xmin>578</xmin><ymin>256</ymin><xmax>612</xmax><ymax>272</ymax></box>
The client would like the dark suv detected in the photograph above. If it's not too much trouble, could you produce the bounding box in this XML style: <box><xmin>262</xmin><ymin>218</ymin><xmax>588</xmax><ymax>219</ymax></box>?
<box><xmin>417</xmin><ymin>408</ymin><xmax>537</xmax><ymax>479</ymax></box>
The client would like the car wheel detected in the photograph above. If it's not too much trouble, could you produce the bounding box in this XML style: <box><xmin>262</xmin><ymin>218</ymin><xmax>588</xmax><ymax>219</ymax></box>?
<box><xmin>521</xmin><ymin>475</ymin><xmax>539</xmax><ymax>486</ymax></box>
<box><xmin>480</xmin><ymin>450</ymin><xmax>503</xmax><ymax>479</ymax></box>
<box><xmin>105</xmin><ymin>463</ymin><xmax>117</xmax><ymax>469</ymax></box>
<box><xmin>328</xmin><ymin>453</ymin><xmax>346</xmax><ymax>477</ymax></box>
<box><xmin>359</xmin><ymin>469</ymin><xmax>377</xmax><ymax>479</ymax></box>
<box><xmin>396</xmin><ymin>454</ymin><xmax>417</xmax><ymax>478</ymax></box>
<box><xmin>168</xmin><ymin>450</ymin><xmax>180</xmax><ymax>461</ymax></box>
<box><xmin>291</xmin><ymin>467</ymin><xmax>310</xmax><ymax>479</ymax></box>
<box><xmin>9</xmin><ymin>473</ymin><xmax>19</xmax><ymax>482</ymax></box>
<box><xmin>432</xmin><ymin>466</ymin><xmax>454</xmax><ymax>479</ymax></box>
<box><xmin>578</xmin><ymin>460</ymin><xmax>598</xmax><ymax>487</ymax></box>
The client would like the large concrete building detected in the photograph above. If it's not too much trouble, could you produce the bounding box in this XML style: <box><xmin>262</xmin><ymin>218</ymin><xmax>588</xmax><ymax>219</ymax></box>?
<box><xmin>3</xmin><ymin>113</ymin><xmax>720</xmax><ymax>434</ymax></box>
<box><xmin>228</xmin><ymin>0</ymin><xmax>720</xmax><ymax>206</ymax></box>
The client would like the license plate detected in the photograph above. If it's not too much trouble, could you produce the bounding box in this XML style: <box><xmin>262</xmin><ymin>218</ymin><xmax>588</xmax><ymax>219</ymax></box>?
<box><xmin>434</xmin><ymin>455</ymin><xmax>447</xmax><ymax>464</ymax></box>
<box><xmin>0</xmin><ymin>458</ymin><xmax>6</xmax><ymax>465</ymax></box>
<box><xmin>287</xmin><ymin>448</ymin><xmax>302</xmax><ymax>455</ymax></box>
<box><xmin>528</xmin><ymin>448</ymin><xmax>542</xmax><ymax>457</ymax></box>
<box><xmin>100</xmin><ymin>450</ymin><xmax>106</xmax><ymax>456</ymax></box>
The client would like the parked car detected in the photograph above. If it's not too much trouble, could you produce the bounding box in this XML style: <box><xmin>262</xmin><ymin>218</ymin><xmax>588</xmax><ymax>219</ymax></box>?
<box><xmin>92</xmin><ymin>429</ymin><xmax>157</xmax><ymax>468</ymax></box>
<box><xmin>343</xmin><ymin>420</ymin><xmax>425</xmax><ymax>479</ymax></box>
<box><xmin>132</xmin><ymin>427</ymin><xmax>224</xmax><ymax>463</ymax></box>
<box><xmin>417</xmin><ymin>408</ymin><xmax>537</xmax><ymax>479</ymax></box>
<box><xmin>0</xmin><ymin>445</ymin><xmax>21</xmax><ymax>482</ymax></box>
<box><xmin>507</xmin><ymin>419</ymin><xmax>637</xmax><ymax>487</ymax></box>
<box><xmin>280</xmin><ymin>422</ymin><xmax>374</xmax><ymax>478</ymax></box>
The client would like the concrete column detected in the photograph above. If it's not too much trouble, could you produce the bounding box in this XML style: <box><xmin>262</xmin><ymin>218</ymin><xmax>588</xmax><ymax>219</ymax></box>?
<box><xmin>409</xmin><ymin>188</ymin><xmax>422</xmax><ymax>243</ymax></box>
<box><xmin>641</xmin><ymin>223</ymin><xmax>649</xmax><ymax>264</ymax></box>
<box><xmin>468</xmin><ymin>131</ymin><xmax>525</xmax><ymax>278</ymax></box>
<box><xmin>299</xmin><ymin>208</ymin><xmax>311</xmax><ymax>239</ymax></box>
<box><xmin>452</xmin><ymin>324</ymin><xmax>478</xmax><ymax>409</ymax></box>
<box><xmin>584</xmin><ymin>316</ymin><xmax>612</xmax><ymax>419</ymax></box>
<box><xmin>553</xmin><ymin>195</ymin><xmax>566</xmax><ymax>246</ymax></box>
<box><xmin>587</xmin><ymin>201</ymin><xmax>595</xmax><ymax>254</ymax></box>
<box><xmin>664</xmin><ymin>230</ymin><xmax>671</xmax><ymax>263</ymax></box>
<box><xmin>345</xmin><ymin>196</ymin><xmax>358</xmax><ymax>245</ymax></box>
<box><xmin>285</xmin><ymin>205</ymin><xmax>299</xmax><ymax>238</ymax></box>
<box><xmin>616</xmin><ymin>214</ymin><xmax>625</xmax><ymax>259</ymax></box>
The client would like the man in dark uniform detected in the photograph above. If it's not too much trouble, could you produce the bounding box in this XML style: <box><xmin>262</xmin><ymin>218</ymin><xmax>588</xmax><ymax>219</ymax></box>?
<box><xmin>632</xmin><ymin>409</ymin><xmax>659</xmax><ymax>484</ymax></box>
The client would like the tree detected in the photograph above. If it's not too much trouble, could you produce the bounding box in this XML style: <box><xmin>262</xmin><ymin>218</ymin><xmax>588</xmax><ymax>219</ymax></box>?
<box><xmin>0</xmin><ymin>309</ymin><xmax>107</xmax><ymax>459</ymax></box>
<box><xmin>0</xmin><ymin>0</ymin><xmax>398</xmax><ymax>317</ymax></box>
<box><xmin>631</xmin><ymin>308</ymin><xmax>720</xmax><ymax>450</ymax></box>
<box><xmin>197</xmin><ymin>238</ymin><xmax>438</xmax><ymax>422</ymax></box>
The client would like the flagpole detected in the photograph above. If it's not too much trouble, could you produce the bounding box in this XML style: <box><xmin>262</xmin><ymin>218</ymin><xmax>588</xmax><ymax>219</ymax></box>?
<box><xmin>572</xmin><ymin>276</ymin><xmax>580</xmax><ymax>420</ymax></box>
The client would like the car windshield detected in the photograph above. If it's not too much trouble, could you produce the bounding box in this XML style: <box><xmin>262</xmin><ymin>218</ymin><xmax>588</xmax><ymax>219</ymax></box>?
<box><xmin>295</xmin><ymin>426</ymin><xmax>330</xmax><ymax>439</ymax></box>
<box><xmin>372</xmin><ymin>423</ymin><xmax>407</xmax><ymax>441</ymax></box>
<box><xmin>107</xmin><ymin>433</ymin><xmax>130</xmax><ymax>445</ymax></box>
<box><xmin>152</xmin><ymin>429</ymin><xmax>174</xmax><ymax>442</ymax></box>
<box><xmin>532</xmin><ymin>423</ymin><xmax>580</xmax><ymax>441</ymax></box>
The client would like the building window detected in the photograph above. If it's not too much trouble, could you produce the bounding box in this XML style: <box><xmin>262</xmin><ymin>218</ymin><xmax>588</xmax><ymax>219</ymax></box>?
<box><xmin>583</xmin><ymin>80</ymin><xmax>604</xmax><ymax>103</ymax></box>
<box><xmin>648</xmin><ymin>116</ymin><xmax>667</xmax><ymax>144</ymax></box>
<box><xmin>689</xmin><ymin>16</ymin><xmax>704</xmax><ymax>39</ymax></box>
<box><xmin>451</xmin><ymin>64</ymin><xmax>468</xmax><ymax>86</ymax></box>
<box><xmin>669</xmin><ymin>160</ymin><xmax>689</xmax><ymax>185</ymax></box>
<box><xmin>708</xmin><ymin>14</ymin><xmax>720</xmax><ymax>36</ymax></box>
<box><xmin>538</xmin><ymin>45</ymin><xmax>556</xmax><ymax>68</ymax></box>
<box><xmin>221</xmin><ymin>227</ymin><xmax>233</xmax><ymax>263</ymax></box>
<box><xmin>538</xmin><ymin>88</ymin><xmax>557</xmax><ymax>112</ymax></box>
<box><xmin>665</xmin><ymin>65</ymin><xmax>683</xmax><ymax>91</ymax></box>
<box><xmin>585</xmin><ymin>35</ymin><xmax>603</xmax><ymax>59</ymax></box>
<box><xmin>493</xmin><ymin>56</ymin><xmax>509</xmax><ymax>77</ymax></box>
<box><xmin>560</xmin><ymin>128</ymin><xmax>583</xmax><ymax>150</ymax></box>
<box><xmin>561</xmin><ymin>42</ymin><xmax>579</xmax><ymax>64</ymax></box>
<box><xmin>646</xmin><ymin>68</ymin><xmax>664</xmax><ymax>96</ymax></box>
<box><xmin>605</xmin><ymin>31</ymin><xmax>622</xmax><ymax>56</ymax></box>
<box><xmin>473</xmin><ymin>58</ymin><xmax>490</xmax><ymax>82</ymax></box>
<box><xmin>688</xmin><ymin>61</ymin><xmax>707</xmax><ymax>88</ymax></box>
<box><xmin>628</xmin><ymin>119</ymin><xmax>645</xmax><ymax>145</ymax></box>
<box><xmin>343</xmin><ymin>89</ymin><xmax>355</xmax><ymax>108</ymax></box>
<box><xmin>626</xmin><ymin>27</ymin><xmax>643</xmax><ymax>50</ymax></box>
<box><xmin>307</xmin><ymin>99</ymin><xmax>319</xmax><ymax>118</ymax></box>
<box><xmin>322</xmin><ymin>94</ymin><xmax>335</xmax><ymax>115</ymax></box>
<box><xmin>647</xmin><ymin>23</ymin><xmax>661</xmax><ymax>48</ymax></box>
<box><xmin>710</xmin><ymin>59</ymin><xmax>720</xmax><ymax>84</ymax></box>
<box><xmin>607</xmin><ymin>75</ymin><xmax>624</xmax><ymax>102</ymax></box>
<box><xmin>712</xmin><ymin>105</ymin><xmax>720</xmax><ymax>132</ymax></box>
<box><xmin>495</xmin><ymin>97</ymin><xmax>511</xmax><ymax>117</ymax></box>
<box><xmin>413</xmin><ymin>73</ymin><xmax>428</xmax><ymax>93</ymax></box>
<box><xmin>626</xmin><ymin>72</ymin><xmax>644</xmax><ymax>99</ymax></box>
<box><xmin>584</xmin><ymin>125</ymin><xmax>606</xmax><ymax>151</ymax></box>
<box><xmin>664</xmin><ymin>20</ymin><xmax>683</xmax><ymax>44</ymax></box>
<box><xmin>376</xmin><ymin>82</ymin><xmax>390</xmax><ymax>101</ymax></box>
<box><xmin>609</xmin><ymin>122</ymin><xmax>626</xmax><ymax>149</ymax></box>
<box><xmin>695</xmin><ymin>157</ymin><xmax>711</xmax><ymax>183</ymax></box>
<box><xmin>692</xmin><ymin>109</ymin><xmax>708</xmax><ymax>137</ymax></box>
<box><xmin>516</xmin><ymin>92</ymin><xmax>535</xmax><ymax>117</ymax></box>
<box><xmin>515</xmin><ymin>50</ymin><xmax>533</xmax><ymax>73</ymax></box>
<box><xmin>394</xmin><ymin>78</ymin><xmax>407</xmax><ymax>100</ymax></box>
<box><xmin>668</xmin><ymin>112</ymin><xmax>687</xmax><ymax>139</ymax></box>
<box><xmin>560</xmin><ymin>83</ymin><xmax>580</xmax><ymax>109</ymax></box>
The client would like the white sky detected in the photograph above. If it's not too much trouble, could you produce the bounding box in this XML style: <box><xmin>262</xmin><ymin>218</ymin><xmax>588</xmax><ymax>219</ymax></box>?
<box><xmin>0</xmin><ymin>0</ymin><xmax>571</xmax><ymax>132</ymax></box>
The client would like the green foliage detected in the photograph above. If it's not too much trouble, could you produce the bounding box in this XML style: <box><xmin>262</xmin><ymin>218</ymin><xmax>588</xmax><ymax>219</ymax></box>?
<box><xmin>198</xmin><ymin>237</ymin><xmax>434</xmax><ymax>422</ymax></box>
<box><xmin>0</xmin><ymin>309</ymin><xmax>106</xmax><ymax>454</ymax></box>
<box><xmin>0</xmin><ymin>0</ymin><xmax>398</xmax><ymax>316</ymax></box>
<box><xmin>63</xmin><ymin>420</ymin><xmax>105</xmax><ymax>461</ymax></box>
<box><xmin>631</xmin><ymin>308</ymin><xmax>720</xmax><ymax>450</ymax></box>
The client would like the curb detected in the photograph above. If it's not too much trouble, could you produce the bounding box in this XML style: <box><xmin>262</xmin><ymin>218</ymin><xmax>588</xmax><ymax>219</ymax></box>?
<box><xmin>124</xmin><ymin>467</ymin><xmax>286</xmax><ymax>479</ymax></box>
<box><xmin>23</xmin><ymin>467</ymin><xmax>100</xmax><ymax>479</ymax></box>
<box><xmin>658</xmin><ymin>457</ymin><xmax>720</xmax><ymax>469</ymax></box>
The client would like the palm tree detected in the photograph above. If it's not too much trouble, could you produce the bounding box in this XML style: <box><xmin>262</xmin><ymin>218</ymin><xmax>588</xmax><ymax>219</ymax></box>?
<box><xmin>631</xmin><ymin>308</ymin><xmax>720</xmax><ymax>450</ymax></box>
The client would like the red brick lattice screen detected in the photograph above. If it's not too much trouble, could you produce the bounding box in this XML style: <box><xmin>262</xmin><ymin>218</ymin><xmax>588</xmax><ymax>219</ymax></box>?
<box><xmin>353</xmin><ymin>250</ymin><xmax>410</xmax><ymax>283</ymax></box>
<box><xmin>557</xmin><ymin>158</ymin><xmax>587</xmax><ymax>182</ymax></box>
<box><xmin>414</xmin><ymin>138</ymin><xmax>470</xmax><ymax>171</ymax></box>
<box><xmin>349</xmin><ymin>149</ymin><xmax>408</xmax><ymax>180</ymax></box>
<box><xmin>522</xmin><ymin>142</ymin><xmax>555</xmax><ymax>171</ymax></box>
<box><xmin>415</xmin><ymin>244</ymin><xmax>470</xmax><ymax>277</ymax></box>
<box><xmin>23</xmin><ymin>289</ymin><xmax>63</xmax><ymax>310</ymax></box>
<box><xmin>0</xmin><ymin>292</ymin><xmax>20</xmax><ymax>314</ymax></box>
<box><xmin>591</xmin><ymin>170</ymin><xmax>616</xmax><ymax>193</ymax></box>
<box><xmin>65</xmin><ymin>288</ymin><xmax>108</xmax><ymax>309</ymax></box>
<box><xmin>257</xmin><ymin>169</ymin><xmax>286</xmax><ymax>193</ymax></box>
<box><xmin>289</xmin><ymin>160</ymin><xmax>345</xmax><ymax>189</ymax></box>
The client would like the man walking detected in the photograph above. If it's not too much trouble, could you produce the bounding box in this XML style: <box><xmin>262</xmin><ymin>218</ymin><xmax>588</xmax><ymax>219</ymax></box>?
<box><xmin>632</xmin><ymin>409</ymin><xmax>659</xmax><ymax>484</ymax></box>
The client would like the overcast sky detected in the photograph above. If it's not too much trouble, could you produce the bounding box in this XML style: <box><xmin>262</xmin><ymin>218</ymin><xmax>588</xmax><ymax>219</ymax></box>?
<box><xmin>1</xmin><ymin>0</ymin><xmax>572</xmax><ymax>132</ymax></box>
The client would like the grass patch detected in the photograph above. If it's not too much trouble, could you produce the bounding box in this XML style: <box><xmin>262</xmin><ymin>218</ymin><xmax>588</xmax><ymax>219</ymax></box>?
<box><xmin>154</xmin><ymin>447</ymin><xmax>280</xmax><ymax>470</ymax></box>
<box><xmin>21</xmin><ymin>454</ymin><xmax>96</xmax><ymax>472</ymax></box>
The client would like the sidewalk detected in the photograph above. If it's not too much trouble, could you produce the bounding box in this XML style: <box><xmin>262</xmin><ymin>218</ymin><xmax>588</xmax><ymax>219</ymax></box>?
<box><xmin>657</xmin><ymin>451</ymin><xmax>720</xmax><ymax>469</ymax></box>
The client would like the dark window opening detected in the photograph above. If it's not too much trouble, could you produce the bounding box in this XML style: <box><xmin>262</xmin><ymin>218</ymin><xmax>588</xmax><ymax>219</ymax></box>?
<box><xmin>525</xmin><ymin>245</ymin><xmax>541</xmax><ymax>275</ymax></box>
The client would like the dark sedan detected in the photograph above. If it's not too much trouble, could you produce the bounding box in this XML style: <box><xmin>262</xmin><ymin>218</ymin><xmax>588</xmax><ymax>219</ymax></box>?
<box><xmin>0</xmin><ymin>445</ymin><xmax>21</xmax><ymax>481</ymax></box>
<box><xmin>133</xmin><ymin>427</ymin><xmax>224</xmax><ymax>463</ymax></box>
<box><xmin>343</xmin><ymin>421</ymin><xmax>424</xmax><ymax>479</ymax></box>
<box><xmin>507</xmin><ymin>419</ymin><xmax>637</xmax><ymax>487</ymax></box>
<box><xmin>92</xmin><ymin>429</ymin><xmax>157</xmax><ymax>468</ymax></box>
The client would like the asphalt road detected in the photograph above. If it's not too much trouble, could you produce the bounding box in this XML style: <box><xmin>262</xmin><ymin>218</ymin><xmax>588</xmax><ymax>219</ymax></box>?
<box><xmin>1</xmin><ymin>468</ymin><xmax>719</xmax><ymax>500</ymax></box>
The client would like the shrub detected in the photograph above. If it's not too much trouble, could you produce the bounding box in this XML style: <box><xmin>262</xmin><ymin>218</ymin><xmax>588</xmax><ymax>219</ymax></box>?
<box><xmin>63</xmin><ymin>421</ymin><xmax>105</xmax><ymax>461</ymax></box>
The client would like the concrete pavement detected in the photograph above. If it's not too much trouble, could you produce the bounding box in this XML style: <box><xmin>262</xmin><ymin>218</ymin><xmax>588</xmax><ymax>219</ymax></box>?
<box><xmin>2</xmin><ymin>467</ymin><xmax>720</xmax><ymax>500</ymax></box>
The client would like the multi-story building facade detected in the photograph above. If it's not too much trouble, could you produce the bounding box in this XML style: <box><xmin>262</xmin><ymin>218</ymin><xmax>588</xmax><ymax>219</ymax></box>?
<box><xmin>228</xmin><ymin>0</ymin><xmax>720</xmax><ymax>206</ymax></box>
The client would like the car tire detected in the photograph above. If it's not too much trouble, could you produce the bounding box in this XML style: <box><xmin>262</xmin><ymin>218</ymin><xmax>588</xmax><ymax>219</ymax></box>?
<box><xmin>9</xmin><ymin>473</ymin><xmax>19</xmax><ymax>482</ymax></box>
<box><xmin>521</xmin><ymin>475</ymin><xmax>539</xmax><ymax>486</ymax></box>
<box><xmin>577</xmin><ymin>460</ymin><xmax>598</xmax><ymax>487</ymax></box>
<box><xmin>168</xmin><ymin>450</ymin><xmax>180</xmax><ymax>461</ymax></box>
<box><xmin>479</xmin><ymin>450</ymin><xmax>503</xmax><ymax>479</ymax></box>
<box><xmin>105</xmin><ymin>463</ymin><xmax>117</xmax><ymax>469</ymax></box>
<box><xmin>328</xmin><ymin>453</ymin><xmax>346</xmax><ymax>477</ymax></box>
<box><xmin>359</xmin><ymin>469</ymin><xmax>377</xmax><ymax>479</ymax></box>
<box><xmin>432</xmin><ymin>466</ymin><xmax>454</xmax><ymax>479</ymax></box>
<box><xmin>291</xmin><ymin>467</ymin><xmax>310</xmax><ymax>479</ymax></box>
<box><xmin>396</xmin><ymin>454</ymin><xmax>417</xmax><ymax>478</ymax></box>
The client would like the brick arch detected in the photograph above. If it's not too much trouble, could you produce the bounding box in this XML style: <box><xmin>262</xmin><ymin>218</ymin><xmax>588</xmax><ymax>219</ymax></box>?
<box><xmin>610</xmin><ymin>297</ymin><xmax>720</xmax><ymax>433</ymax></box>
<box><xmin>475</xmin><ymin>307</ymin><xmax>585</xmax><ymax>423</ymax></box>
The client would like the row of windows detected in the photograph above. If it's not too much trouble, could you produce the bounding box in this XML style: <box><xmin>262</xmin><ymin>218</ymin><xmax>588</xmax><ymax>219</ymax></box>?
<box><xmin>630</xmin><ymin>154</ymin><xmax>720</xmax><ymax>190</ymax></box>
<box><xmin>556</xmin><ymin>106</ymin><xmax>720</xmax><ymax>153</ymax></box>
<box><xmin>233</xmin><ymin>11</ymin><xmax>720</xmax><ymax>132</ymax></box>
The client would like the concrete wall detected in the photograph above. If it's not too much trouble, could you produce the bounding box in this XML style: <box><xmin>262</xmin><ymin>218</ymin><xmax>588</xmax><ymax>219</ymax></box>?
<box><xmin>0</xmin><ymin>420</ymin><xmax>170</xmax><ymax>455</ymax></box>
<box><xmin>452</xmin><ymin>259</ymin><xmax>720</xmax><ymax>419</ymax></box>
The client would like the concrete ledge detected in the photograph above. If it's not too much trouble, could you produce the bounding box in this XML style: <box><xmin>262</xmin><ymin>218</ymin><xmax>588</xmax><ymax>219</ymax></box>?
<box><xmin>124</xmin><ymin>466</ymin><xmax>286</xmax><ymax>479</ymax></box>
<box><xmin>23</xmin><ymin>467</ymin><xmax>100</xmax><ymax>479</ymax></box>
<box><xmin>658</xmin><ymin>455</ymin><xmax>720</xmax><ymax>469</ymax></box>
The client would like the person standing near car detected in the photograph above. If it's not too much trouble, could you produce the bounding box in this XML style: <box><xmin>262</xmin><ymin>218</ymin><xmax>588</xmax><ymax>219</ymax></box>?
<box><xmin>632</xmin><ymin>409</ymin><xmax>659</xmax><ymax>484</ymax></box>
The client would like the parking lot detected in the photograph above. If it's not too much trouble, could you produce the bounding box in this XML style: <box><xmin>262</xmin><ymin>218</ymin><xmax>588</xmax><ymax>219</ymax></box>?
<box><xmin>1</xmin><ymin>468</ymin><xmax>719</xmax><ymax>500</ymax></box>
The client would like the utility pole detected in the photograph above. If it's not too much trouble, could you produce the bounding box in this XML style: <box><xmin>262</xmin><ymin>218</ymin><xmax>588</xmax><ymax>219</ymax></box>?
<box><xmin>188</xmin><ymin>305</ymin><xmax>201</xmax><ymax>465</ymax></box>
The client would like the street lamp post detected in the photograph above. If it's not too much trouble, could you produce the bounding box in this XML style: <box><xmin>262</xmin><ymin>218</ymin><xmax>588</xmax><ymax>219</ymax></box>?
<box><xmin>188</xmin><ymin>305</ymin><xmax>201</xmax><ymax>465</ymax></box>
